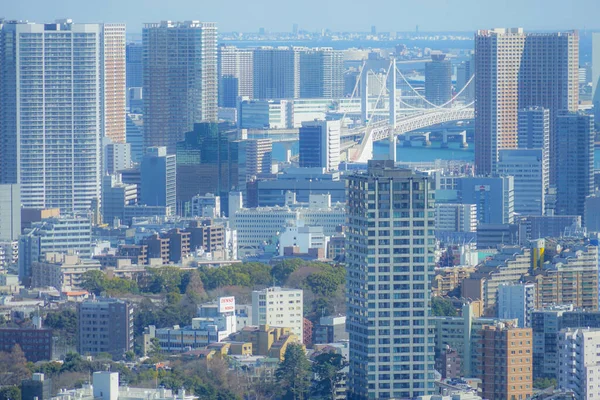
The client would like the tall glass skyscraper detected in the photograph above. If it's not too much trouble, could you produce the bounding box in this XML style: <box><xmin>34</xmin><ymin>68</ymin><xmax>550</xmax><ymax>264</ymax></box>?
<box><xmin>346</xmin><ymin>160</ymin><xmax>436</xmax><ymax>399</ymax></box>
<box><xmin>424</xmin><ymin>52</ymin><xmax>452</xmax><ymax>107</ymax></box>
<box><xmin>0</xmin><ymin>19</ymin><xmax>124</xmax><ymax>214</ymax></box>
<box><xmin>143</xmin><ymin>21</ymin><xmax>218</xmax><ymax>153</ymax></box>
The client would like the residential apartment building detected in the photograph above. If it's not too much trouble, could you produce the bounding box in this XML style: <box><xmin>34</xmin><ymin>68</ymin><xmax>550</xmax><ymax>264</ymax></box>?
<box><xmin>218</xmin><ymin>46</ymin><xmax>253</xmax><ymax>107</ymax></box>
<box><xmin>474</xmin><ymin>28</ymin><xmax>578</xmax><ymax>178</ymax></box>
<box><xmin>558</xmin><ymin>328</ymin><xmax>600</xmax><ymax>399</ymax></box>
<box><xmin>346</xmin><ymin>160</ymin><xmax>436</xmax><ymax>399</ymax></box>
<box><xmin>497</xmin><ymin>283</ymin><xmax>535</xmax><ymax>327</ymax></box>
<box><xmin>78</xmin><ymin>298</ymin><xmax>134</xmax><ymax>357</ymax></box>
<box><xmin>478</xmin><ymin>325</ymin><xmax>533</xmax><ymax>400</ymax></box>
<box><xmin>143</xmin><ymin>21</ymin><xmax>218</xmax><ymax>153</ymax></box>
<box><xmin>434</xmin><ymin>203</ymin><xmax>477</xmax><ymax>232</ymax></box>
<box><xmin>19</xmin><ymin>215</ymin><xmax>92</xmax><ymax>285</ymax></box>
<box><xmin>252</xmin><ymin>287</ymin><xmax>304</xmax><ymax>343</ymax></box>
<box><xmin>0</xmin><ymin>20</ymin><xmax>126</xmax><ymax>213</ymax></box>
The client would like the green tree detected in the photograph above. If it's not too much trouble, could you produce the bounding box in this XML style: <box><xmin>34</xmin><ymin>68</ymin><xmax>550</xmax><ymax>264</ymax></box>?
<box><xmin>275</xmin><ymin>344</ymin><xmax>311</xmax><ymax>400</ymax></box>
<box><xmin>431</xmin><ymin>297</ymin><xmax>457</xmax><ymax>317</ymax></box>
<box><xmin>533</xmin><ymin>378</ymin><xmax>556</xmax><ymax>390</ymax></box>
<box><xmin>311</xmin><ymin>352</ymin><xmax>348</xmax><ymax>399</ymax></box>
<box><xmin>0</xmin><ymin>386</ymin><xmax>21</xmax><ymax>400</ymax></box>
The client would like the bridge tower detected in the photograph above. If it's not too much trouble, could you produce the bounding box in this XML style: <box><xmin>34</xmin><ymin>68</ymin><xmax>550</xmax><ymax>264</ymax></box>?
<box><xmin>388</xmin><ymin>58</ymin><xmax>397</xmax><ymax>162</ymax></box>
<box><xmin>360</xmin><ymin>61</ymin><xmax>369</xmax><ymax>125</ymax></box>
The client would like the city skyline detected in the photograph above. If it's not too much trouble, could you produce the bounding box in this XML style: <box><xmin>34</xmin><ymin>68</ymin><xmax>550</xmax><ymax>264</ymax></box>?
<box><xmin>3</xmin><ymin>0</ymin><xmax>600</xmax><ymax>33</ymax></box>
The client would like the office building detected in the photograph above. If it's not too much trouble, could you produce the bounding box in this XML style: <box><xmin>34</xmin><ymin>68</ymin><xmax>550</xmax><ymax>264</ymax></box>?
<box><xmin>0</xmin><ymin>20</ymin><xmax>126</xmax><ymax>213</ymax></box>
<box><xmin>126</xmin><ymin>114</ymin><xmax>144</xmax><ymax>163</ymax></box>
<box><xmin>253</xmin><ymin>47</ymin><xmax>300</xmax><ymax>99</ymax></box>
<box><xmin>252</xmin><ymin>287</ymin><xmax>304</xmax><ymax>342</ymax></box>
<box><xmin>141</xmin><ymin>147</ymin><xmax>176</xmax><ymax>215</ymax></box>
<box><xmin>474</xmin><ymin>28</ymin><xmax>578</xmax><ymax>177</ymax></box>
<box><xmin>497</xmin><ymin>283</ymin><xmax>535</xmax><ymax>327</ymax></box>
<box><xmin>237</xmin><ymin>99</ymin><xmax>291</xmax><ymax>129</ymax></box>
<box><xmin>256</xmin><ymin>168</ymin><xmax>346</xmax><ymax>207</ymax></box>
<box><xmin>518</xmin><ymin>107</ymin><xmax>550</xmax><ymax>185</ymax></box>
<box><xmin>475</xmin><ymin>223</ymin><xmax>519</xmax><ymax>249</ymax></box>
<box><xmin>346</xmin><ymin>160</ymin><xmax>435</xmax><ymax>399</ymax></box>
<box><xmin>126</xmin><ymin>43</ymin><xmax>143</xmax><ymax>89</ymax></box>
<box><xmin>425</xmin><ymin>52</ymin><xmax>452</xmax><ymax>106</ymax></box>
<box><xmin>101</xmin><ymin>174</ymin><xmax>137</xmax><ymax>225</ymax></box>
<box><xmin>218</xmin><ymin>46</ymin><xmax>253</xmax><ymax>107</ymax></box>
<box><xmin>496</xmin><ymin>149</ymin><xmax>545</xmax><ymax>216</ymax></box>
<box><xmin>516</xmin><ymin>215</ymin><xmax>581</xmax><ymax>242</ymax></box>
<box><xmin>299</xmin><ymin>119</ymin><xmax>341</xmax><ymax>171</ymax></box>
<box><xmin>478</xmin><ymin>325</ymin><xmax>532</xmax><ymax>400</ymax></box>
<box><xmin>190</xmin><ymin>194</ymin><xmax>221</xmax><ymax>218</ymax></box>
<box><xmin>21</xmin><ymin>373</ymin><xmax>52</xmax><ymax>400</ymax></box>
<box><xmin>457</xmin><ymin>176</ymin><xmax>514</xmax><ymax>224</ymax></box>
<box><xmin>19</xmin><ymin>215</ymin><xmax>92</xmax><ymax>285</ymax></box>
<box><xmin>592</xmin><ymin>33</ymin><xmax>600</xmax><ymax>125</ymax></box>
<box><xmin>456</xmin><ymin>58</ymin><xmax>474</xmax><ymax>103</ymax></box>
<box><xmin>0</xmin><ymin>328</ymin><xmax>53</xmax><ymax>362</ymax></box>
<box><xmin>0</xmin><ymin>184</ymin><xmax>21</xmax><ymax>241</ymax></box>
<box><xmin>237</xmin><ymin>138</ymin><xmax>273</xmax><ymax>193</ymax></box>
<box><xmin>555</xmin><ymin>113</ymin><xmax>594</xmax><ymax>219</ymax></box>
<box><xmin>176</xmin><ymin>123</ymin><xmax>239</xmax><ymax>209</ymax></box>
<box><xmin>434</xmin><ymin>203</ymin><xmax>477</xmax><ymax>232</ymax></box>
<box><xmin>299</xmin><ymin>48</ymin><xmax>344</xmax><ymax>99</ymax></box>
<box><xmin>314</xmin><ymin>315</ymin><xmax>348</xmax><ymax>344</ymax></box>
<box><xmin>104</xmin><ymin>142</ymin><xmax>131</xmax><ymax>175</ymax></box>
<box><xmin>586</xmin><ymin>194</ymin><xmax>600</xmax><ymax>232</ymax></box>
<box><xmin>143</xmin><ymin>21</ymin><xmax>218</xmax><ymax>153</ymax></box>
<box><xmin>78</xmin><ymin>298</ymin><xmax>134</xmax><ymax>356</ymax></box>
<box><xmin>558</xmin><ymin>328</ymin><xmax>600</xmax><ymax>399</ymax></box>
<box><xmin>231</xmin><ymin>193</ymin><xmax>345</xmax><ymax>258</ymax></box>
<box><xmin>532</xmin><ymin>305</ymin><xmax>573</xmax><ymax>380</ymax></box>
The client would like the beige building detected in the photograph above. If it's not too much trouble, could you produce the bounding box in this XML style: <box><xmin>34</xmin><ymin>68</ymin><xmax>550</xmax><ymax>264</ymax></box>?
<box><xmin>102</xmin><ymin>24</ymin><xmax>126</xmax><ymax>143</ymax></box>
<box><xmin>478</xmin><ymin>324</ymin><xmax>533</xmax><ymax>400</ymax></box>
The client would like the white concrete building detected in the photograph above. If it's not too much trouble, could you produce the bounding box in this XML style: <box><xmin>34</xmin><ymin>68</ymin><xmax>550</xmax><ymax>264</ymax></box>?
<box><xmin>191</xmin><ymin>193</ymin><xmax>221</xmax><ymax>218</ymax></box>
<box><xmin>51</xmin><ymin>371</ymin><xmax>196</xmax><ymax>400</ymax></box>
<box><xmin>497</xmin><ymin>283</ymin><xmax>535</xmax><ymax>328</ymax></box>
<box><xmin>558</xmin><ymin>328</ymin><xmax>600</xmax><ymax>399</ymax></box>
<box><xmin>0</xmin><ymin>184</ymin><xmax>21</xmax><ymax>241</ymax></box>
<box><xmin>252</xmin><ymin>287</ymin><xmax>304</xmax><ymax>343</ymax></box>
<box><xmin>435</xmin><ymin>203</ymin><xmax>477</xmax><ymax>232</ymax></box>
<box><xmin>497</xmin><ymin>149</ymin><xmax>545</xmax><ymax>216</ymax></box>
<box><xmin>0</xmin><ymin>20</ymin><xmax>125</xmax><ymax>214</ymax></box>
<box><xmin>278</xmin><ymin>224</ymin><xmax>328</xmax><ymax>256</ymax></box>
<box><xmin>231</xmin><ymin>193</ymin><xmax>345</xmax><ymax>258</ymax></box>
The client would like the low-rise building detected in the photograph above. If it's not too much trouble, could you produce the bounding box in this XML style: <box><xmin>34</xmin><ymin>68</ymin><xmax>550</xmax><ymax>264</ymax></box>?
<box><xmin>314</xmin><ymin>315</ymin><xmax>347</xmax><ymax>344</ymax></box>
<box><xmin>0</xmin><ymin>327</ymin><xmax>53</xmax><ymax>362</ymax></box>
<box><xmin>31</xmin><ymin>253</ymin><xmax>101</xmax><ymax>291</ymax></box>
<box><xmin>228</xmin><ymin>324</ymin><xmax>301</xmax><ymax>361</ymax></box>
<box><xmin>252</xmin><ymin>287</ymin><xmax>304</xmax><ymax>343</ymax></box>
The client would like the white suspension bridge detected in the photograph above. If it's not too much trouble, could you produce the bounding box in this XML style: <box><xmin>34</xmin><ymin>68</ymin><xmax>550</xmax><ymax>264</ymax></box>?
<box><xmin>249</xmin><ymin>58</ymin><xmax>475</xmax><ymax>163</ymax></box>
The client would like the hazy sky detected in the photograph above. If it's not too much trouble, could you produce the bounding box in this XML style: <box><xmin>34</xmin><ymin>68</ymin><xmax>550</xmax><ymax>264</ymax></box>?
<box><xmin>3</xmin><ymin>0</ymin><xmax>600</xmax><ymax>33</ymax></box>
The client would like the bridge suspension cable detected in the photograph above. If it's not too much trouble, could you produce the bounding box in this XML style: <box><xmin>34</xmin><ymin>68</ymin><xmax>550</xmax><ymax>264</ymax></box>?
<box><xmin>394</xmin><ymin>64</ymin><xmax>475</xmax><ymax>110</ymax></box>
